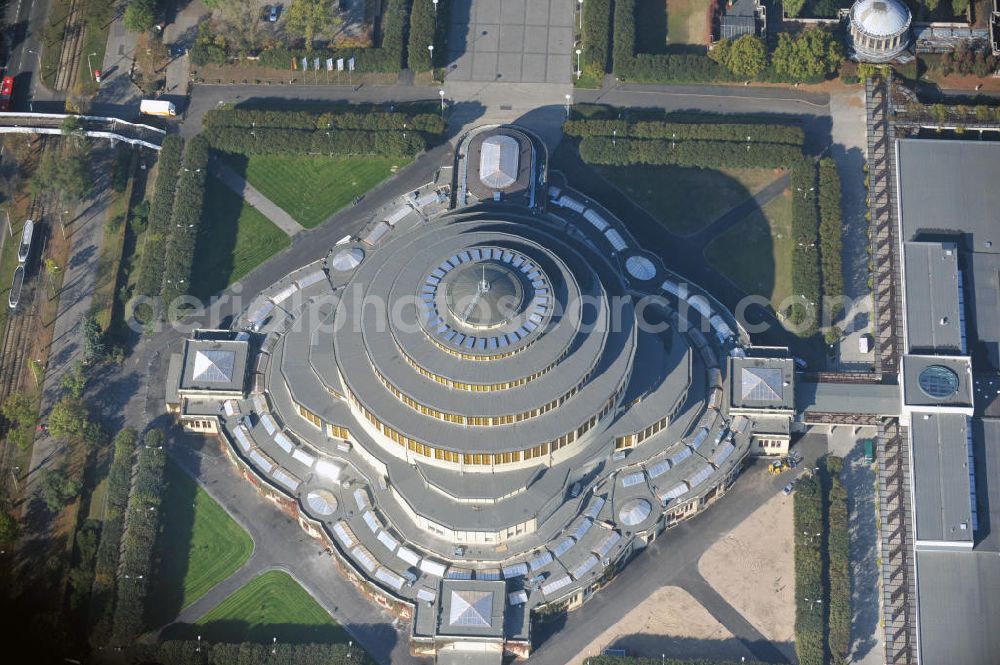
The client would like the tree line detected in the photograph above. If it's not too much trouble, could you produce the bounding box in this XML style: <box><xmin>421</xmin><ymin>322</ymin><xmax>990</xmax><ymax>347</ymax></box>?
<box><xmin>111</xmin><ymin>429</ymin><xmax>167</xmax><ymax>645</ymax></box>
<box><xmin>407</xmin><ymin>0</ymin><xmax>451</xmax><ymax>71</ymax></box>
<box><xmin>204</xmin><ymin>127</ymin><xmax>429</xmax><ymax>157</ymax></box>
<box><xmin>581</xmin><ymin>0</ymin><xmax>612</xmax><ymax>80</ymax></box>
<box><xmin>826</xmin><ymin>457</ymin><xmax>851</xmax><ymax>664</ymax></box>
<box><xmin>794</xmin><ymin>472</ymin><xmax>825</xmax><ymax>665</ymax></box>
<box><xmin>564</xmin><ymin>118</ymin><xmax>804</xmax><ymax>145</ymax></box>
<box><xmin>204</xmin><ymin>108</ymin><xmax>446</xmax><ymax>134</ymax></box>
<box><xmin>577</xmin><ymin>136</ymin><xmax>802</xmax><ymax>169</ymax></box>
<box><xmin>136</xmin><ymin>136</ymin><xmax>184</xmax><ymax>301</ymax></box>
<box><xmin>818</xmin><ymin>158</ymin><xmax>844</xmax><ymax>320</ymax></box>
<box><xmin>128</xmin><ymin>641</ymin><xmax>375</xmax><ymax>664</ymax></box>
<box><xmin>161</xmin><ymin>137</ymin><xmax>211</xmax><ymax>305</ymax></box>
<box><xmin>791</xmin><ymin>159</ymin><xmax>821</xmax><ymax>334</ymax></box>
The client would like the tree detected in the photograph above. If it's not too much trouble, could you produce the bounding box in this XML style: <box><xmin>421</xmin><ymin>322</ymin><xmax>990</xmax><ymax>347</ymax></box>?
<box><xmin>60</xmin><ymin>115</ymin><xmax>84</xmax><ymax>136</ymax></box>
<box><xmin>61</xmin><ymin>362</ymin><xmax>88</xmax><ymax>398</ymax></box>
<box><xmin>772</xmin><ymin>28</ymin><xmax>843</xmax><ymax>82</ymax></box>
<box><xmin>784</xmin><ymin>0</ymin><xmax>807</xmax><ymax>16</ymax></box>
<box><xmin>712</xmin><ymin>34</ymin><xmax>767</xmax><ymax>79</ymax></box>
<box><xmin>41</xmin><ymin>468</ymin><xmax>81</xmax><ymax>512</ymax></box>
<box><xmin>285</xmin><ymin>0</ymin><xmax>334</xmax><ymax>49</ymax></box>
<box><xmin>48</xmin><ymin>397</ymin><xmax>90</xmax><ymax>443</ymax></box>
<box><xmin>81</xmin><ymin>316</ymin><xmax>105</xmax><ymax>364</ymax></box>
<box><xmin>2</xmin><ymin>390</ymin><xmax>36</xmax><ymax>427</ymax></box>
<box><xmin>124</xmin><ymin>0</ymin><xmax>156</xmax><ymax>33</ymax></box>
<box><xmin>143</xmin><ymin>428</ymin><xmax>165</xmax><ymax>449</ymax></box>
<box><xmin>216</xmin><ymin>0</ymin><xmax>268</xmax><ymax>54</ymax></box>
<box><xmin>0</xmin><ymin>512</ymin><xmax>18</xmax><ymax>543</ymax></box>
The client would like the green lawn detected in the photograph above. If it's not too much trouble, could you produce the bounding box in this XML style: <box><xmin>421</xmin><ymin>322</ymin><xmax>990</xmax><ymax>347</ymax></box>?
<box><xmin>230</xmin><ymin>155</ymin><xmax>411</xmax><ymax>228</ymax></box>
<box><xmin>667</xmin><ymin>0</ymin><xmax>712</xmax><ymax>47</ymax></box>
<box><xmin>191</xmin><ymin>176</ymin><xmax>290</xmax><ymax>299</ymax></box>
<box><xmin>598</xmin><ymin>164</ymin><xmax>783</xmax><ymax>236</ymax></box>
<box><xmin>193</xmin><ymin>570</ymin><xmax>349</xmax><ymax>644</ymax></box>
<box><xmin>704</xmin><ymin>188</ymin><xmax>794</xmax><ymax>308</ymax></box>
<box><xmin>147</xmin><ymin>459</ymin><xmax>254</xmax><ymax>627</ymax></box>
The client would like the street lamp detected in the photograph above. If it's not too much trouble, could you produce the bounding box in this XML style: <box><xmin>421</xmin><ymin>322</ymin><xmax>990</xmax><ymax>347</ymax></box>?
<box><xmin>87</xmin><ymin>52</ymin><xmax>98</xmax><ymax>81</ymax></box>
<box><xmin>575</xmin><ymin>48</ymin><xmax>582</xmax><ymax>79</ymax></box>
<box><xmin>438</xmin><ymin>89</ymin><xmax>445</xmax><ymax>118</ymax></box>
<box><xmin>271</xmin><ymin>637</ymin><xmax>277</xmax><ymax>655</ymax></box>
<box><xmin>433</xmin><ymin>0</ymin><xmax>438</xmax><ymax>12</ymax></box>
<box><xmin>578</xmin><ymin>0</ymin><xmax>584</xmax><ymax>30</ymax></box>
<box><xmin>564</xmin><ymin>93</ymin><xmax>572</xmax><ymax>118</ymax></box>
<box><xmin>427</xmin><ymin>44</ymin><xmax>434</xmax><ymax>66</ymax></box>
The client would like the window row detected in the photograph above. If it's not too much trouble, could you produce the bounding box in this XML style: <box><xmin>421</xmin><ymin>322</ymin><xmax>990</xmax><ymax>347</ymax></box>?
<box><xmin>297</xmin><ymin>404</ymin><xmax>351</xmax><ymax>441</ymax></box>
<box><xmin>396</xmin><ymin>339</ymin><xmax>570</xmax><ymax>392</ymax></box>
<box><xmin>344</xmin><ymin>380</ymin><xmax>625</xmax><ymax>469</ymax></box>
<box><xmin>372</xmin><ymin>361</ymin><xmax>595</xmax><ymax>427</ymax></box>
<box><xmin>614</xmin><ymin>413</ymin><xmax>670</xmax><ymax>450</ymax></box>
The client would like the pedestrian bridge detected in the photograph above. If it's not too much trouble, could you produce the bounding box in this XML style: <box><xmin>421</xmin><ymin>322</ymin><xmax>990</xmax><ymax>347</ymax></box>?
<box><xmin>0</xmin><ymin>113</ymin><xmax>165</xmax><ymax>149</ymax></box>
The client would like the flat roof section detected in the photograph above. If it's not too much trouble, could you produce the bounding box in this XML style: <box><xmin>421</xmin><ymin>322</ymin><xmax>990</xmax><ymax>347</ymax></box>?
<box><xmin>796</xmin><ymin>381</ymin><xmax>901</xmax><ymax>416</ymax></box>
<box><xmin>903</xmin><ymin>242</ymin><xmax>964</xmax><ymax>353</ymax></box>
<box><xmin>969</xmin><ymin>252</ymin><xmax>1000</xmax><ymax>370</ymax></box>
<box><xmin>896</xmin><ymin>139</ymin><xmax>1000</xmax><ymax>253</ymax></box>
<box><xmin>909</xmin><ymin>412</ymin><xmax>974</xmax><ymax>546</ymax></box>
<box><xmin>902</xmin><ymin>355</ymin><xmax>974</xmax><ymax>410</ymax></box>
<box><xmin>179</xmin><ymin>338</ymin><xmax>249</xmax><ymax>394</ymax></box>
<box><xmin>916</xmin><ymin>549</ymin><xmax>1000</xmax><ymax>665</ymax></box>
<box><xmin>437</xmin><ymin>580</ymin><xmax>506</xmax><ymax>638</ymax></box>
<box><xmin>729</xmin><ymin>357</ymin><xmax>795</xmax><ymax>411</ymax></box>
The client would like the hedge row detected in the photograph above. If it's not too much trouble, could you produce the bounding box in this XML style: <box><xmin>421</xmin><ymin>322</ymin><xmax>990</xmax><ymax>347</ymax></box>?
<box><xmin>564</xmin><ymin>119</ymin><xmax>804</xmax><ymax>145</ymax></box>
<box><xmin>611</xmin><ymin>0</ymin><xmax>731</xmax><ymax>83</ymax></box>
<box><xmin>135</xmin><ymin>136</ymin><xmax>183</xmax><ymax>299</ymax></box>
<box><xmin>584</xmin><ymin>658</ymin><xmax>749</xmax><ymax>665</ymax></box>
<box><xmin>408</xmin><ymin>0</ymin><xmax>450</xmax><ymax>71</ymax></box>
<box><xmin>204</xmin><ymin>127</ymin><xmax>427</xmax><ymax>157</ymax></box>
<box><xmin>791</xmin><ymin>159</ymin><xmax>821</xmax><ymax>331</ymax></box>
<box><xmin>582</xmin><ymin>0</ymin><xmax>612</xmax><ymax>78</ymax></box>
<box><xmin>111</xmin><ymin>430</ymin><xmax>167</xmax><ymax>645</ymax></box>
<box><xmin>794</xmin><ymin>473</ymin><xmax>825</xmax><ymax>665</ymax></box>
<box><xmin>204</xmin><ymin>108</ymin><xmax>445</xmax><ymax>134</ymax></box>
<box><xmin>256</xmin><ymin>0</ymin><xmax>411</xmax><ymax>71</ymax></box>
<box><xmin>578</xmin><ymin>137</ymin><xmax>801</xmax><ymax>169</ymax></box>
<box><xmin>818</xmin><ymin>157</ymin><xmax>844</xmax><ymax>317</ymax></box>
<box><xmin>161</xmin><ymin>137</ymin><xmax>210</xmax><ymax>305</ymax></box>
<box><xmin>128</xmin><ymin>641</ymin><xmax>375</xmax><ymax>665</ymax></box>
<box><xmin>88</xmin><ymin>428</ymin><xmax>138</xmax><ymax>647</ymax></box>
<box><xmin>827</xmin><ymin>459</ymin><xmax>851</xmax><ymax>664</ymax></box>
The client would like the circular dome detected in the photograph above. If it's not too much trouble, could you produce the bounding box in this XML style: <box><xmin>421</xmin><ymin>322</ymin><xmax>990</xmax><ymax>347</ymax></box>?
<box><xmin>625</xmin><ymin>255</ymin><xmax>656</xmax><ymax>281</ymax></box>
<box><xmin>306</xmin><ymin>490</ymin><xmax>338</xmax><ymax>516</ymax></box>
<box><xmin>618</xmin><ymin>498</ymin><xmax>652</xmax><ymax>526</ymax></box>
<box><xmin>445</xmin><ymin>261</ymin><xmax>527</xmax><ymax>329</ymax></box>
<box><xmin>918</xmin><ymin>365</ymin><xmax>960</xmax><ymax>399</ymax></box>
<box><xmin>332</xmin><ymin>247</ymin><xmax>364</xmax><ymax>271</ymax></box>
<box><xmin>851</xmin><ymin>0</ymin><xmax>910</xmax><ymax>37</ymax></box>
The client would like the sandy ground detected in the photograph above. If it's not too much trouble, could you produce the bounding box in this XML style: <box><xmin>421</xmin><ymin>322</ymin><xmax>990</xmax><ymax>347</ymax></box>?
<box><xmin>568</xmin><ymin>586</ymin><xmax>751</xmax><ymax>664</ymax></box>
<box><xmin>698</xmin><ymin>492</ymin><xmax>795</xmax><ymax>644</ymax></box>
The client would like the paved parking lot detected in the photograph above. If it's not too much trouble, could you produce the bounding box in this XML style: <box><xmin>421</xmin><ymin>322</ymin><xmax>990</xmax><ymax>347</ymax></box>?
<box><xmin>445</xmin><ymin>0</ymin><xmax>573</xmax><ymax>83</ymax></box>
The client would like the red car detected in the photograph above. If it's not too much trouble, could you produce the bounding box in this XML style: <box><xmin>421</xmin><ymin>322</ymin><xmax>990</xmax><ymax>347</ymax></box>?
<box><xmin>0</xmin><ymin>76</ymin><xmax>14</xmax><ymax>112</ymax></box>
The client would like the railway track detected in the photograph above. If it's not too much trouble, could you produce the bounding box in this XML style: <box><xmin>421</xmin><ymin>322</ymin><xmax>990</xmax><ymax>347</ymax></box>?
<box><xmin>0</xmin><ymin>196</ymin><xmax>44</xmax><ymax>501</ymax></box>
<box><xmin>54</xmin><ymin>0</ymin><xmax>85</xmax><ymax>92</ymax></box>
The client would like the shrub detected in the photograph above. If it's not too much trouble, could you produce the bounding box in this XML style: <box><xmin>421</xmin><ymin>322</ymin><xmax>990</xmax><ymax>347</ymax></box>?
<box><xmin>578</xmin><ymin>137</ymin><xmax>801</xmax><ymax>169</ymax></box>
<box><xmin>794</xmin><ymin>474</ymin><xmax>824</xmax><ymax>665</ymax></box>
<box><xmin>205</xmin><ymin>127</ymin><xmax>428</xmax><ymax>156</ymax></box>
<box><xmin>827</xmin><ymin>458</ymin><xmax>851</xmax><ymax>664</ymax></box>
<box><xmin>564</xmin><ymin>119</ymin><xmax>804</xmax><ymax>145</ymax></box>
<box><xmin>818</xmin><ymin>158</ymin><xmax>844</xmax><ymax>319</ymax></box>
<box><xmin>408</xmin><ymin>0</ymin><xmax>450</xmax><ymax>71</ymax></box>
<box><xmin>135</xmin><ymin>136</ymin><xmax>184</xmax><ymax>299</ymax></box>
<box><xmin>129</xmin><ymin>641</ymin><xmax>377</xmax><ymax>664</ymax></box>
<box><xmin>203</xmin><ymin>108</ymin><xmax>445</xmax><ymax>134</ymax></box>
<box><xmin>161</xmin><ymin>137</ymin><xmax>210</xmax><ymax>305</ymax></box>
<box><xmin>791</xmin><ymin>159</ymin><xmax>820</xmax><ymax>334</ymax></box>
<box><xmin>582</xmin><ymin>0</ymin><xmax>612</xmax><ymax>78</ymax></box>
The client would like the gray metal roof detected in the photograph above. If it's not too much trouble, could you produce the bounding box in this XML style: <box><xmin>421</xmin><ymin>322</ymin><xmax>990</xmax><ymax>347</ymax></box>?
<box><xmin>796</xmin><ymin>381</ymin><xmax>901</xmax><ymax>416</ymax></box>
<box><xmin>729</xmin><ymin>357</ymin><xmax>795</xmax><ymax>410</ymax></box>
<box><xmin>903</xmin><ymin>242</ymin><xmax>965</xmax><ymax>353</ymax></box>
<box><xmin>968</xmin><ymin>252</ymin><xmax>1000</xmax><ymax>371</ymax></box>
<box><xmin>910</xmin><ymin>412</ymin><xmax>974</xmax><ymax>545</ymax></box>
<box><xmin>896</xmin><ymin>139</ymin><xmax>1000</xmax><ymax>254</ymax></box>
<box><xmin>916</xmin><ymin>549</ymin><xmax>1000</xmax><ymax>665</ymax></box>
<box><xmin>437</xmin><ymin>580</ymin><xmax>506</xmax><ymax>638</ymax></box>
<box><xmin>902</xmin><ymin>355</ymin><xmax>974</xmax><ymax>409</ymax></box>
<box><xmin>179</xmin><ymin>337</ymin><xmax>249</xmax><ymax>394</ymax></box>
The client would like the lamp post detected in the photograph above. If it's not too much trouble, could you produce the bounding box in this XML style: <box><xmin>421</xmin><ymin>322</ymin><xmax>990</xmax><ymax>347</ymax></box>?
<box><xmin>575</xmin><ymin>48</ymin><xmax>582</xmax><ymax>79</ymax></box>
<box><xmin>564</xmin><ymin>93</ymin><xmax>572</xmax><ymax>118</ymax></box>
<box><xmin>433</xmin><ymin>0</ymin><xmax>438</xmax><ymax>12</ymax></box>
<box><xmin>87</xmin><ymin>52</ymin><xmax>98</xmax><ymax>81</ymax></box>
<box><xmin>438</xmin><ymin>89</ymin><xmax>445</xmax><ymax>118</ymax></box>
<box><xmin>427</xmin><ymin>44</ymin><xmax>434</xmax><ymax>67</ymax></box>
<box><xmin>578</xmin><ymin>0</ymin><xmax>584</xmax><ymax>30</ymax></box>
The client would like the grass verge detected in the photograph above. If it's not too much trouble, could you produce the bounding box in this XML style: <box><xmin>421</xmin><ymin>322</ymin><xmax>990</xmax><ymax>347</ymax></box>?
<box><xmin>704</xmin><ymin>188</ymin><xmax>793</xmax><ymax>308</ymax></box>
<box><xmin>597</xmin><ymin>164</ymin><xmax>782</xmax><ymax>236</ymax></box>
<box><xmin>39</xmin><ymin>0</ymin><xmax>73</xmax><ymax>89</ymax></box>
<box><xmin>227</xmin><ymin>154</ymin><xmax>410</xmax><ymax>228</ymax></box>
<box><xmin>147</xmin><ymin>458</ymin><xmax>253</xmax><ymax>627</ymax></box>
<box><xmin>193</xmin><ymin>570</ymin><xmax>349</xmax><ymax>644</ymax></box>
<box><xmin>190</xmin><ymin>176</ymin><xmax>290</xmax><ymax>299</ymax></box>
<box><xmin>667</xmin><ymin>0</ymin><xmax>711</xmax><ymax>47</ymax></box>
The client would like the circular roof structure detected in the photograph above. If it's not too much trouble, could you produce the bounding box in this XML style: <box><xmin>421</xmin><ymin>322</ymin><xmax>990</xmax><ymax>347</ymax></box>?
<box><xmin>444</xmin><ymin>260</ymin><xmax>529</xmax><ymax>329</ymax></box>
<box><xmin>851</xmin><ymin>0</ymin><xmax>910</xmax><ymax>37</ymax></box>
<box><xmin>918</xmin><ymin>364</ymin><xmax>960</xmax><ymax>399</ymax></box>
<box><xmin>625</xmin><ymin>255</ymin><xmax>656</xmax><ymax>281</ymax></box>
<box><xmin>306</xmin><ymin>490</ymin><xmax>338</xmax><ymax>516</ymax></box>
<box><xmin>618</xmin><ymin>498</ymin><xmax>652</xmax><ymax>526</ymax></box>
<box><xmin>331</xmin><ymin>247</ymin><xmax>364</xmax><ymax>271</ymax></box>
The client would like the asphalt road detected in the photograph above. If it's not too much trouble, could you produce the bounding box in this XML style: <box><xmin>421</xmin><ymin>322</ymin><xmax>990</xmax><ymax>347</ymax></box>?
<box><xmin>3</xmin><ymin>0</ymin><xmax>56</xmax><ymax>110</ymax></box>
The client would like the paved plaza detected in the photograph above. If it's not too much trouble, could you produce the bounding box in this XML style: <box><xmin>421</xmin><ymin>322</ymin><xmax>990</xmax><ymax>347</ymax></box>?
<box><xmin>445</xmin><ymin>0</ymin><xmax>574</xmax><ymax>83</ymax></box>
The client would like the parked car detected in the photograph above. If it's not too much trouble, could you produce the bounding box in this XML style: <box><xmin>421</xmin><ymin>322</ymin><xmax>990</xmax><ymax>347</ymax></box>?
<box><xmin>269</xmin><ymin>5</ymin><xmax>280</xmax><ymax>21</ymax></box>
<box><xmin>782</xmin><ymin>482</ymin><xmax>794</xmax><ymax>496</ymax></box>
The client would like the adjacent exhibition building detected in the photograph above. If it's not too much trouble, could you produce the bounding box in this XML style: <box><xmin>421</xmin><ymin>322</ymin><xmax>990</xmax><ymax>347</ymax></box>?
<box><xmin>167</xmin><ymin>126</ymin><xmax>792</xmax><ymax>662</ymax></box>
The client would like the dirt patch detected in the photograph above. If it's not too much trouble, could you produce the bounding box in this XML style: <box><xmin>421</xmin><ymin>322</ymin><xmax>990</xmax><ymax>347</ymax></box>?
<box><xmin>569</xmin><ymin>586</ymin><xmax>750</xmax><ymax>664</ymax></box>
<box><xmin>698</xmin><ymin>492</ymin><xmax>795</xmax><ymax>643</ymax></box>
